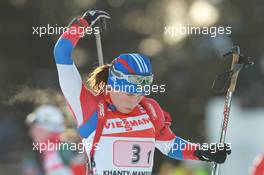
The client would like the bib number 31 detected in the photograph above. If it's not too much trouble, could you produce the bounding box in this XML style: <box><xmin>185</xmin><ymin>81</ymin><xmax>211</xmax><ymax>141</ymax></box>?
<box><xmin>113</xmin><ymin>141</ymin><xmax>154</xmax><ymax>167</ymax></box>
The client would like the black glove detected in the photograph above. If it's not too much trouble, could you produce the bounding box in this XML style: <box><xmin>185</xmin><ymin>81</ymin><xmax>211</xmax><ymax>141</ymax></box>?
<box><xmin>82</xmin><ymin>10</ymin><xmax>110</xmax><ymax>29</ymax></box>
<box><xmin>194</xmin><ymin>143</ymin><xmax>231</xmax><ymax>164</ymax></box>
<box><xmin>67</xmin><ymin>10</ymin><xmax>110</xmax><ymax>34</ymax></box>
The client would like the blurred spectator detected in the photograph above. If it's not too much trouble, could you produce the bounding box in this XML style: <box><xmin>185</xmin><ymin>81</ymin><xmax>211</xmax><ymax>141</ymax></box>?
<box><xmin>25</xmin><ymin>105</ymin><xmax>75</xmax><ymax>175</ymax></box>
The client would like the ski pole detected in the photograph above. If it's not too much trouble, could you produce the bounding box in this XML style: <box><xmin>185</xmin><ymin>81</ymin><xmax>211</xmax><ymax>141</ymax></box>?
<box><xmin>95</xmin><ymin>17</ymin><xmax>109</xmax><ymax>66</ymax></box>
<box><xmin>86</xmin><ymin>16</ymin><xmax>110</xmax><ymax>175</ymax></box>
<box><xmin>95</xmin><ymin>31</ymin><xmax>104</xmax><ymax>66</ymax></box>
<box><xmin>86</xmin><ymin>25</ymin><xmax>105</xmax><ymax>175</ymax></box>
<box><xmin>211</xmin><ymin>46</ymin><xmax>254</xmax><ymax>175</ymax></box>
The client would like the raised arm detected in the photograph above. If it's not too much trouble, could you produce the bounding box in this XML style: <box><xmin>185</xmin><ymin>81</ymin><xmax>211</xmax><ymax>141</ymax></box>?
<box><xmin>54</xmin><ymin>18</ymin><xmax>89</xmax><ymax>127</ymax></box>
<box><xmin>53</xmin><ymin>10</ymin><xmax>110</xmax><ymax>128</ymax></box>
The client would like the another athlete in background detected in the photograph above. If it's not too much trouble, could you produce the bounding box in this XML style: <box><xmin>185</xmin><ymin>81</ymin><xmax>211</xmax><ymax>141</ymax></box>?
<box><xmin>26</xmin><ymin>105</ymin><xmax>74</xmax><ymax>175</ymax></box>
<box><xmin>26</xmin><ymin>105</ymin><xmax>86</xmax><ymax>175</ymax></box>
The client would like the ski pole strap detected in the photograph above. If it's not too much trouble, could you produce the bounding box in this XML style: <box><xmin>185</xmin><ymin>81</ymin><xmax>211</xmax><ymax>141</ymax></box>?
<box><xmin>212</xmin><ymin>46</ymin><xmax>254</xmax><ymax>93</ymax></box>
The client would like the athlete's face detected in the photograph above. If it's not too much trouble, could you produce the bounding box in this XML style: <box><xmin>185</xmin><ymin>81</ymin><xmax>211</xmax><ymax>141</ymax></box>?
<box><xmin>29</xmin><ymin>124</ymin><xmax>51</xmax><ymax>143</ymax></box>
<box><xmin>110</xmin><ymin>91</ymin><xmax>143</xmax><ymax>113</ymax></box>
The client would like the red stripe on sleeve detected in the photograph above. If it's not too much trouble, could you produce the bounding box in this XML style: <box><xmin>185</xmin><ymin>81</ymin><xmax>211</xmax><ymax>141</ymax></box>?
<box><xmin>182</xmin><ymin>143</ymin><xmax>199</xmax><ymax>160</ymax></box>
<box><xmin>62</xmin><ymin>18</ymin><xmax>89</xmax><ymax>46</ymax></box>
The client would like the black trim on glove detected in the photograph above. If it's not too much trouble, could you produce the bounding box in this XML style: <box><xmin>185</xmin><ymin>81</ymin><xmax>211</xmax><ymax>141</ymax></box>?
<box><xmin>82</xmin><ymin>10</ymin><xmax>110</xmax><ymax>27</ymax></box>
<box><xmin>194</xmin><ymin>143</ymin><xmax>231</xmax><ymax>164</ymax></box>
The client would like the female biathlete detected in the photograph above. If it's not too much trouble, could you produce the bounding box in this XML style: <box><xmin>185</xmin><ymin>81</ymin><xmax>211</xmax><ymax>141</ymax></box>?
<box><xmin>54</xmin><ymin>10</ymin><xmax>231</xmax><ymax>175</ymax></box>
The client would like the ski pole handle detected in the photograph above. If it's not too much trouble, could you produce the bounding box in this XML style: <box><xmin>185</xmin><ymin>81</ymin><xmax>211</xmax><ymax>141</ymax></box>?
<box><xmin>221</xmin><ymin>46</ymin><xmax>240</xmax><ymax>60</ymax></box>
<box><xmin>228</xmin><ymin>49</ymin><xmax>240</xmax><ymax>92</ymax></box>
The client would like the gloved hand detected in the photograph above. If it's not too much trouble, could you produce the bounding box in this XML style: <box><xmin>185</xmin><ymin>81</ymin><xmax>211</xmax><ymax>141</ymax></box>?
<box><xmin>82</xmin><ymin>10</ymin><xmax>110</xmax><ymax>27</ymax></box>
<box><xmin>67</xmin><ymin>10</ymin><xmax>110</xmax><ymax>35</ymax></box>
<box><xmin>194</xmin><ymin>143</ymin><xmax>231</xmax><ymax>164</ymax></box>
